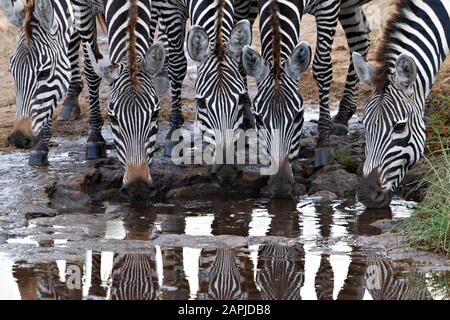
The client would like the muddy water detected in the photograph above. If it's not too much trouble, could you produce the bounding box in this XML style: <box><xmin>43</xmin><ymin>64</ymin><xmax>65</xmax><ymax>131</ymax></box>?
<box><xmin>0</xmin><ymin>196</ymin><xmax>448</xmax><ymax>300</ymax></box>
<box><xmin>0</xmin><ymin>131</ymin><xmax>448</xmax><ymax>300</ymax></box>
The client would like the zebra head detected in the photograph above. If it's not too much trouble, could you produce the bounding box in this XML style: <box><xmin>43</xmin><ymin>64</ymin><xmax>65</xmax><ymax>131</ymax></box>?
<box><xmin>242</xmin><ymin>42</ymin><xmax>311</xmax><ymax>198</ymax></box>
<box><xmin>186</xmin><ymin>20</ymin><xmax>252</xmax><ymax>186</ymax></box>
<box><xmin>3</xmin><ymin>0</ymin><xmax>72</xmax><ymax>149</ymax></box>
<box><xmin>353</xmin><ymin>52</ymin><xmax>424</xmax><ymax>208</ymax></box>
<box><xmin>87</xmin><ymin>43</ymin><xmax>165</xmax><ymax>200</ymax></box>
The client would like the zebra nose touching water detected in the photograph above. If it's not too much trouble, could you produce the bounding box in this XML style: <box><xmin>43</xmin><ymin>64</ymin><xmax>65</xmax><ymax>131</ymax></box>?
<box><xmin>184</xmin><ymin>1</ymin><xmax>252</xmax><ymax>186</ymax></box>
<box><xmin>242</xmin><ymin>0</ymin><xmax>311</xmax><ymax>198</ymax></box>
<box><xmin>87</xmin><ymin>0</ymin><xmax>165</xmax><ymax>200</ymax></box>
<box><xmin>353</xmin><ymin>0</ymin><xmax>449</xmax><ymax>208</ymax></box>
<box><xmin>2</xmin><ymin>0</ymin><xmax>74</xmax><ymax>162</ymax></box>
<box><xmin>4</xmin><ymin>0</ymin><xmax>110</xmax><ymax>164</ymax></box>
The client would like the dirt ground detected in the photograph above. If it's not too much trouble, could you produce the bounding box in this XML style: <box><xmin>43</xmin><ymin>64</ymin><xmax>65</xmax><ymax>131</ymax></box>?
<box><xmin>0</xmin><ymin>0</ymin><xmax>449</xmax><ymax>149</ymax></box>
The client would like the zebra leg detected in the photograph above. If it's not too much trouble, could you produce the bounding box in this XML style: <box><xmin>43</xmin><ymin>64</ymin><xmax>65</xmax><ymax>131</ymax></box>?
<box><xmin>313</xmin><ymin>6</ymin><xmax>339</xmax><ymax>167</ymax></box>
<box><xmin>153</xmin><ymin>24</ymin><xmax>170</xmax><ymax>97</ymax></box>
<box><xmin>72</xmin><ymin>1</ymin><xmax>106</xmax><ymax>159</ymax></box>
<box><xmin>332</xmin><ymin>6</ymin><xmax>370</xmax><ymax>135</ymax></box>
<box><xmin>29</xmin><ymin>120</ymin><xmax>52</xmax><ymax>166</ymax></box>
<box><xmin>58</xmin><ymin>31</ymin><xmax>83</xmax><ymax>121</ymax></box>
<box><xmin>83</xmin><ymin>41</ymin><xmax>106</xmax><ymax>159</ymax></box>
<box><xmin>239</xmin><ymin>68</ymin><xmax>255</xmax><ymax>130</ymax></box>
<box><xmin>160</xmin><ymin>10</ymin><xmax>187</xmax><ymax>157</ymax></box>
<box><xmin>235</xmin><ymin>0</ymin><xmax>258</xmax><ymax>130</ymax></box>
<box><xmin>150</xmin><ymin>1</ymin><xmax>170</xmax><ymax>97</ymax></box>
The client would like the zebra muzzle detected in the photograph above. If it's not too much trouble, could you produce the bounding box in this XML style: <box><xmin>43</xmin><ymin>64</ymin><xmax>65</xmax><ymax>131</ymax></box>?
<box><xmin>120</xmin><ymin>180</ymin><xmax>157</xmax><ymax>201</ymax></box>
<box><xmin>357</xmin><ymin>168</ymin><xmax>393</xmax><ymax>209</ymax></box>
<box><xmin>8</xmin><ymin>118</ymin><xmax>36</xmax><ymax>149</ymax></box>
<box><xmin>267</xmin><ymin>155</ymin><xmax>294</xmax><ymax>199</ymax></box>
<box><xmin>121</xmin><ymin>163</ymin><xmax>157</xmax><ymax>200</ymax></box>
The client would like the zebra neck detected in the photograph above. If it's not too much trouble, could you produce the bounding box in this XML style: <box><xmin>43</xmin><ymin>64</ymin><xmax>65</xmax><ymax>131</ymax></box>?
<box><xmin>381</xmin><ymin>0</ymin><xmax>449</xmax><ymax>102</ymax></box>
<box><xmin>188</xmin><ymin>0</ymin><xmax>234</xmax><ymax>47</ymax></box>
<box><xmin>259</xmin><ymin>0</ymin><xmax>302</xmax><ymax>70</ymax></box>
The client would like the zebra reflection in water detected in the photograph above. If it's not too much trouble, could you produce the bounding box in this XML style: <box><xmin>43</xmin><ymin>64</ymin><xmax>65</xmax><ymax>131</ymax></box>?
<box><xmin>365</xmin><ymin>254</ymin><xmax>432</xmax><ymax>300</ymax></box>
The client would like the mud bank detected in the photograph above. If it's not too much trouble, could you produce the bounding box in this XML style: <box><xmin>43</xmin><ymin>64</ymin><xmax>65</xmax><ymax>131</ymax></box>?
<box><xmin>42</xmin><ymin>118</ymin><xmax>428</xmax><ymax>214</ymax></box>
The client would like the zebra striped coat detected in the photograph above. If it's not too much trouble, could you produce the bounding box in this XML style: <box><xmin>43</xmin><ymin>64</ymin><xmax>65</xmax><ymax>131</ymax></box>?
<box><xmin>354</xmin><ymin>0</ymin><xmax>449</xmax><ymax>208</ymax></box>
<box><xmin>153</xmin><ymin>0</ymin><xmax>255</xmax><ymax>161</ymax></box>
<box><xmin>86</xmin><ymin>0</ymin><xmax>166</xmax><ymax>199</ymax></box>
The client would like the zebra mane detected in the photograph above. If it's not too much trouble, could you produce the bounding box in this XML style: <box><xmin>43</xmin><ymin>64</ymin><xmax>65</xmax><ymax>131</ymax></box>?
<box><xmin>269</xmin><ymin>0</ymin><xmax>282</xmax><ymax>93</ymax></box>
<box><xmin>128</xmin><ymin>0</ymin><xmax>139</xmax><ymax>88</ymax></box>
<box><xmin>23</xmin><ymin>0</ymin><xmax>35</xmax><ymax>48</ymax></box>
<box><xmin>374</xmin><ymin>0</ymin><xmax>414</xmax><ymax>93</ymax></box>
<box><xmin>214</xmin><ymin>0</ymin><xmax>226</xmax><ymax>58</ymax></box>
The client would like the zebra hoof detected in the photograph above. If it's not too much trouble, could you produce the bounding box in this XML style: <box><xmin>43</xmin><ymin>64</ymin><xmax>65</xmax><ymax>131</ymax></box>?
<box><xmin>58</xmin><ymin>98</ymin><xmax>81</xmax><ymax>121</ymax></box>
<box><xmin>86</xmin><ymin>142</ymin><xmax>107</xmax><ymax>159</ymax></box>
<box><xmin>29</xmin><ymin>150</ymin><xmax>49</xmax><ymax>166</ymax></box>
<box><xmin>314</xmin><ymin>147</ymin><xmax>335</xmax><ymax>168</ymax></box>
<box><xmin>164</xmin><ymin>140</ymin><xmax>179</xmax><ymax>157</ymax></box>
<box><xmin>332</xmin><ymin>123</ymin><xmax>349</xmax><ymax>136</ymax></box>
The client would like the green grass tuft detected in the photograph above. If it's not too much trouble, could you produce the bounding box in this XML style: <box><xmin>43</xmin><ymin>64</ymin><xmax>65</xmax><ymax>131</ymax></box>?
<box><xmin>336</xmin><ymin>149</ymin><xmax>360</xmax><ymax>174</ymax></box>
<box><xmin>404</xmin><ymin>132</ymin><xmax>450</xmax><ymax>256</ymax></box>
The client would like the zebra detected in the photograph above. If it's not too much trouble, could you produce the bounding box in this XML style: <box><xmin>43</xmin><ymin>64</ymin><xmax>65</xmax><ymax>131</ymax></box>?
<box><xmin>242</xmin><ymin>0</ymin><xmax>373</xmax><ymax>197</ymax></box>
<box><xmin>365</xmin><ymin>254</ymin><xmax>432</xmax><ymax>300</ymax></box>
<box><xmin>2</xmin><ymin>0</ymin><xmax>108</xmax><ymax>164</ymax></box>
<box><xmin>86</xmin><ymin>0</ymin><xmax>165</xmax><ymax>199</ymax></box>
<box><xmin>198</xmin><ymin>248</ymin><xmax>248</xmax><ymax>300</ymax></box>
<box><xmin>1</xmin><ymin>0</ymin><xmax>75</xmax><ymax>165</ymax></box>
<box><xmin>240</xmin><ymin>0</ymin><xmax>373</xmax><ymax>172</ymax></box>
<box><xmin>110</xmin><ymin>252</ymin><xmax>161</xmax><ymax>300</ymax></box>
<box><xmin>155</xmin><ymin>0</ymin><xmax>253</xmax><ymax>186</ymax></box>
<box><xmin>256</xmin><ymin>244</ymin><xmax>305</xmax><ymax>300</ymax></box>
<box><xmin>354</xmin><ymin>0</ymin><xmax>449</xmax><ymax>208</ymax></box>
<box><xmin>242</xmin><ymin>0</ymin><xmax>312</xmax><ymax>198</ymax></box>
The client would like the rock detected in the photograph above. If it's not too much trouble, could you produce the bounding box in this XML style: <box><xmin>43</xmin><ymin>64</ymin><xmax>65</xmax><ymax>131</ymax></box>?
<box><xmin>293</xmin><ymin>183</ymin><xmax>307</xmax><ymax>196</ymax></box>
<box><xmin>310</xmin><ymin>191</ymin><xmax>337</xmax><ymax>201</ymax></box>
<box><xmin>47</xmin><ymin>185</ymin><xmax>92</xmax><ymax>212</ymax></box>
<box><xmin>348</xmin><ymin>147</ymin><xmax>365</xmax><ymax>156</ymax></box>
<box><xmin>292</xmin><ymin>159</ymin><xmax>314</xmax><ymax>179</ymax></box>
<box><xmin>314</xmin><ymin>147</ymin><xmax>335</xmax><ymax>168</ymax></box>
<box><xmin>165</xmin><ymin>183</ymin><xmax>222</xmax><ymax>199</ymax></box>
<box><xmin>309</xmin><ymin>169</ymin><xmax>358</xmax><ymax>196</ymax></box>
<box><xmin>313</xmin><ymin>164</ymin><xmax>343</xmax><ymax>176</ymax></box>
<box><xmin>298</xmin><ymin>136</ymin><xmax>316</xmax><ymax>158</ymax></box>
<box><xmin>370</xmin><ymin>219</ymin><xmax>399</xmax><ymax>232</ymax></box>
<box><xmin>24</xmin><ymin>207</ymin><xmax>58</xmax><ymax>219</ymax></box>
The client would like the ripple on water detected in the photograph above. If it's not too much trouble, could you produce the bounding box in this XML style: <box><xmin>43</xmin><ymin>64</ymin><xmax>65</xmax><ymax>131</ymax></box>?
<box><xmin>0</xmin><ymin>196</ymin><xmax>447</xmax><ymax>300</ymax></box>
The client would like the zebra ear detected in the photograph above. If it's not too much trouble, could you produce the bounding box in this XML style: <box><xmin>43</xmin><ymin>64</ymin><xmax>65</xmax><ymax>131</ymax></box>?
<box><xmin>0</xmin><ymin>0</ymin><xmax>26</xmax><ymax>28</ymax></box>
<box><xmin>242</xmin><ymin>45</ymin><xmax>269</xmax><ymax>83</ymax></box>
<box><xmin>86</xmin><ymin>43</ymin><xmax>120</xmax><ymax>83</ymax></box>
<box><xmin>228</xmin><ymin>19</ymin><xmax>252</xmax><ymax>63</ymax></box>
<box><xmin>287</xmin><ymin>41</ymin><xmax>311</xmax><ymax>81</ymax></box>
<box><xmin>352</xmin><ymin>52</ymin><xmax>374</xmax><ymax>85</ymax></box>
<box><xmin>395</xmin><ymin>54</ymin><xmax>417</xmax><ymax>95</ymax></box>
<box><xmin>34</xmin><ymin>0</ymin><xmax>57</xmax><ymax>34</ymax></box>
<box><xmin>142</xmin><ymin>42</ymin><xmax>166</xmax><ymax>77</ymax></box>
<box><xmin>187</xmin><ymin>25</ymin><xmax>211</xmax><ymax>64</ymax></box>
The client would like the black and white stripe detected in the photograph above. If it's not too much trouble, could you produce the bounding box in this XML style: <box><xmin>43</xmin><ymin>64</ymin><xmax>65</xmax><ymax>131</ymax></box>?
<box><xmin>355</xmin><ymin>0</ymin><xmax>449</xmax><ymax>208</ymax></box>
<box><xmin>365</xmin><ymin>254</ymin><xmax>432</xmax><ymax>300</ymax></box>
<box><xmin>87</xmin><ymin>0</ymin><xmax>165</xmax><ymax>196</ymax></box>
<box><xmin>155</xmin><ymin>0</ymin><xmax>254</xmax><ymax>163</ymax></box>
<box><xmin>256</xmin><ymin>244</ymin><xmax>305</xmax><ymax>300</ymax></box>
<box><xmin>4</xmin><ymin>0</ymin><xmax>74</xmax><ymax>160</ymax></box>
<box><xmin>4</xmin><ymin>0</ymin><xmax>108</xmax><ymax>164</ymax></box>
<box><xmin>198</xmin><ymin>248</ymin><xmax>247</xmax><ymax>300</ymax></box>
<box><xmin>110</xmin><ymin>253</ymin><xmax>161</xmax><ymax>300</ymax></box>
